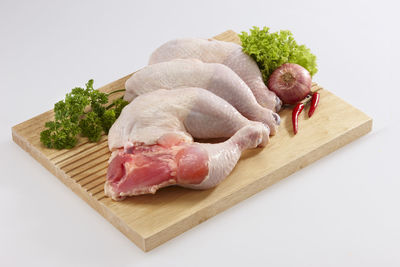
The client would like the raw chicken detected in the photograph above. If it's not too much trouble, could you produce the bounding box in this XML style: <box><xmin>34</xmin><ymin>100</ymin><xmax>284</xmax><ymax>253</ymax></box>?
<box><xmin>106</xmin><ymin>88</ymin><xmax>269</xmax><ymax>200</ymax></box>
<box><xmin>125</xmin><ymin>59</ymin><xmax>280</xmax><ymax>135</ymax></box>
<box><xmin>148</xmin><ymin>38</ymin><xmax>282</xmax><ymax>112</ymax></box>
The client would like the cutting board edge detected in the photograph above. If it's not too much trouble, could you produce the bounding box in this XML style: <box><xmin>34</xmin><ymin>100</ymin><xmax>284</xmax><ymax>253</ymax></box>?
<box><xmin>142</xmin><ymin>116</ymin><xmax>372</xmax><ymax>252</ymax></box>
<box><xmin>11</xmin><ymin>126</ymin><xmax>147</xmax><ymax>251</ymax></box>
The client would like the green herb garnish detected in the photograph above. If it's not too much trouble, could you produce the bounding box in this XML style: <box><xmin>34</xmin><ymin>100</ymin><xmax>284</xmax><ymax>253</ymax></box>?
<box><xmin>40</xmin><ymin>79</ymin><xmax>128</xmax><ymax>149</ymax></box>
<box><xmin>239</xmin><ymin>26</ymin><xmax>317</xmax><ymax>81</ymax></box>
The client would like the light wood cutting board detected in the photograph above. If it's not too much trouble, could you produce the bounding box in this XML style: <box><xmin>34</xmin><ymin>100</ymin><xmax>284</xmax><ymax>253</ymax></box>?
<box><xmin>11</xmin><ymin>30</ymin><xmax>372</xmax><ymax>252</ymax></box>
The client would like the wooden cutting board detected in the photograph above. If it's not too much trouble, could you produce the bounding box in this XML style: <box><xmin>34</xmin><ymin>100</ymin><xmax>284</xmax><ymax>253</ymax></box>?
<box><xmin>11</xmin><ymin>30</ymin><xmax>372</xmax><ymax>252</ymax></box>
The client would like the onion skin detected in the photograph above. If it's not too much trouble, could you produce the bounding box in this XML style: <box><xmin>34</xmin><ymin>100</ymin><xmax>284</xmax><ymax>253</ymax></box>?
<box><xmin>267</xmin><ymin>63</ymin><xmax>312</xmax><ymax>105</ymax></box>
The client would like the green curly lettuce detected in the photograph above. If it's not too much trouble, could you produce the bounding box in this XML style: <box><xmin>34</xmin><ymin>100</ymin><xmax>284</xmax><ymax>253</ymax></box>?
<box><xmin>239</xmin><ymin>26</ymin><xmax>317</xmax><ymax>81</ymax></box>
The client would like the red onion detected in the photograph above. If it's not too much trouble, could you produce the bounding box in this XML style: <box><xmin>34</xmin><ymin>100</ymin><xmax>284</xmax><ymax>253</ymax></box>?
<box><xmin>267</xmin><ymin>63</ymin><xmax>312</xmax><ymax>105</ymax></box>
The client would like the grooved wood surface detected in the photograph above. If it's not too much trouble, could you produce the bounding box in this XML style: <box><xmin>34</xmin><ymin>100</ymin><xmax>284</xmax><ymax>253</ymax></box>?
<box><xmin>11</xmin><ymin>30</ymin><xmax>372</xmax><ymax>252</ymax></box>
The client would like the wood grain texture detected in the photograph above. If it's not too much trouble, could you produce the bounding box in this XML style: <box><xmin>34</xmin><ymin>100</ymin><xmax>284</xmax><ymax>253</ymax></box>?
<box><xmin>11</xmin><ymin>30</ymin><xmax>372</xmax><ymax>252</ymax></box>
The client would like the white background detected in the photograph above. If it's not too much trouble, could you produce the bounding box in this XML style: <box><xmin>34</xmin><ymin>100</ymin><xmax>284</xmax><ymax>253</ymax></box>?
<box><xmin>1</xmin><ymin>0</ymin><xmax>399</xmax><ymax>266</ymax></box>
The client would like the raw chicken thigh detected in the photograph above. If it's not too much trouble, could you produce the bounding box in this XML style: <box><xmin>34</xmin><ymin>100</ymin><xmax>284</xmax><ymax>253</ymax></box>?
<box><xmin>106</xmin><ymin>88</ymin><xmax>269</xmax><ymax>200</ymax></box>
<box><xmin>125</xmin><ymin>59</ymin><xmax>280</xmax><ymax>135</ymax></box>
<box><xmin>148</xmin><ymin>38</ymin><xmax>282</xmax><ymax>112</ymax></box>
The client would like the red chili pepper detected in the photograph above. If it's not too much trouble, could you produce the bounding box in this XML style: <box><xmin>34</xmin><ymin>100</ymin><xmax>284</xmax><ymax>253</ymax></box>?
<box><xmin>292</xmin><ymin>103</ymin><xmax>304</xmax><ymax>135</ymax></box>
<box><xmin>308</xmin><ymin>92</ymin><xmax>320</xmax><ymax>118</ymax></box>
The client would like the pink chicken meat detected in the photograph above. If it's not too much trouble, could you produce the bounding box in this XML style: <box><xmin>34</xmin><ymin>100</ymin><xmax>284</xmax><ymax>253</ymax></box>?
<box><xmin>106</xmin><ymin>88</ymin><xmax>269</xmax><ymax>200</ymax></box>
<box><xmin>148</xmin><ymin>38</ymin><xmax>282</xmax><ymax>112</ymax></box>
<box><xmin>125</xmin><ymin>59</ymin><xmax>280</xmax><ymax>135</ymax></box>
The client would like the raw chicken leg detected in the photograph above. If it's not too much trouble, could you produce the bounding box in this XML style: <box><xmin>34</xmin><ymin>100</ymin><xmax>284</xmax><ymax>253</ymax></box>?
<box><xmin>106</xmin><ymin>88</ymin><xmax>269</xmax><ymax>200</ymax></box>
<box><xmin>125</xmin><ymin>59</ymin><xmax>280</xmax><ymax>135</ymax></box>
<box><xmin>148</xmin><ymin>38</ymin><xmax>282</xmax><ymax>112</ymax></box>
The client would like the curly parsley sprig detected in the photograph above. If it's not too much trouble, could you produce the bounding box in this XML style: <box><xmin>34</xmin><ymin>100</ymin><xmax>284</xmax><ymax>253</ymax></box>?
<box><xmin>40</xmin><ymin>80</ymin><xmax>129</xmax><ymax>149</ymax></box>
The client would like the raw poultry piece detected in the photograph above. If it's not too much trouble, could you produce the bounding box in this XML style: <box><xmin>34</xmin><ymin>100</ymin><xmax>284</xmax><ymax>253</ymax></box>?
<box><xmin>106</xmin><ymin>88</ymin><xmax>269</xmax><ymax>200</ymax></box>
<box><xmin>148</xmin><ymin>38</ymin><xmax>282</xmax><ymax>112</ymax></box>
<box><xmin>125</xmin><ymin>59</ymin><xmax>280</xmax><ymax>135</ymax></box>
